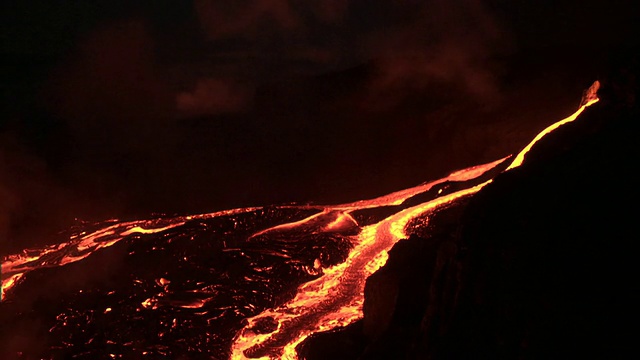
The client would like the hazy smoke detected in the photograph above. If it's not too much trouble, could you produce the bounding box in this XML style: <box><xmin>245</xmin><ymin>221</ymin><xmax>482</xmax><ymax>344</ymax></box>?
<box><xmin>194</xmin><ymin>0</ymin><xmax>300</xmax><ymax>39</ymax></box>
<box><xmin>192</xmin><ymin>0</ymin><xmax>510</xmax><ymax>109</ymax></box>
<box><xmin>2</xmin><ymin>19</ymin><xmax>172</xmax><ymax>252</ymax></box>
<box><xmin>2</xmin><ymin>0</ymin><xmax>512</xmax><ymax>251</ymax></box>
<box><xmin>176</xmin><ymin>78</ymin><xmax>252</xmax><ymax>116</ymax></box>
<box><xmin>45</xmin><ymin>20</ymin><xmax>174</xmax><ymax>145</ymax></box>
<box><xmin>0</xmin><ymin>137</ymin><xmax>71</xmax><ymax>253</ymax></box>
<box><xmin>194</xmin><ymin>0</ymin><xmax>348</xmax><ymax>39</ymax></box>
<box><xmin>359</xmin><ymin>0</ymin><xmax>509</xmax><ymax>109</ymax></box>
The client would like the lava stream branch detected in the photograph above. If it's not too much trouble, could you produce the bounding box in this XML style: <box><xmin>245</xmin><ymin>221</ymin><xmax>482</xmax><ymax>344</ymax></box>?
<box><xmin>1</xmin><ymin>207</ymin><xmax>260</xmax><ymax>300</ymax></box>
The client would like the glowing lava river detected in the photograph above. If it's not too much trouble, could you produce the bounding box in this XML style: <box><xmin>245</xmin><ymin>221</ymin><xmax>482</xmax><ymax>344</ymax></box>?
<box><xmin>1</xmin><ymin>83</ymin><xmax>599</xmax><ymax>359</ymax></box>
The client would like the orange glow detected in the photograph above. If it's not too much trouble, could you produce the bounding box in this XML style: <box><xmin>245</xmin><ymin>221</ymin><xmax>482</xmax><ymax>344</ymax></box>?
<box><xmin>249</xmin><ymin>210</ymin><xmax>328</xmax><ymax>238</ymax></box>
<box><xmin>1</xmin><ymin>273</ymin><xmax>23</xmax><ymax>300</ymax></box>
<box><xmin>327</xmin><ymin>157</ymin><xmax>507</xmax><ymax>211</ymax></box>
<box><xmin>324</xmin><ymin>212</ymin><xmax>358</xmax><ymax>231</ymax></box>
<box><xmin>121</xmin><ymin>224</ymin><xmax>184</xmax><ymax>236</ymax></box>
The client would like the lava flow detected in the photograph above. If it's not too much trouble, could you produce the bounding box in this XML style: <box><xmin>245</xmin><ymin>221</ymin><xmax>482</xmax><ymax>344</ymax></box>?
<box><xmin>230</xmin><ymin>80</ymin><xmax>600</xmax><ymax>359</ymax></box>
<box><xmin>0</xmin><ymin>82</ymin><xmax>599</xmax><ymax>359</ymax></box>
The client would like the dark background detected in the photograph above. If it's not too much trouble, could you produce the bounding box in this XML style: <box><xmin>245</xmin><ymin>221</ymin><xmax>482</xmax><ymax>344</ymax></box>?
<box><xmin>1</xmin><ymin>0</ymin><xmax>637</xmax><ymax>252</ymax></box>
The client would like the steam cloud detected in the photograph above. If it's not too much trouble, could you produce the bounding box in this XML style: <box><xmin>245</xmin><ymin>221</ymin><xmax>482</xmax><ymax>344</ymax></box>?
<box><xmin>176</xmin><ymin>78</ymin><xmax>252</xmax><ymax>116</ymax></box>
<box><xmin>192</xmin><ymin>0</ymin><xmax>509</xmax><ymax>109</ymax></box>
<box><xmin>361</xmin><ymin>0</ymin><xmax>508</xmax><ymax>108</ymax></box>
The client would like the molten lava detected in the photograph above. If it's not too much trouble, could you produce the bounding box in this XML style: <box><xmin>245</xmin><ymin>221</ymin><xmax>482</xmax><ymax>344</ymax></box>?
<box><xmin>0</xmin><ymin>81</ymin><xmax>599</xmax><ymax>359</ymax></box>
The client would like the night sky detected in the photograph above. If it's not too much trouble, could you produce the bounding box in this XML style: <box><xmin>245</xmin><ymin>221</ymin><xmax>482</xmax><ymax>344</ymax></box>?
<box><xmin>1</xmin><ymin>0</ymin><xmax>637</xmax><ymax>252</ymax></box>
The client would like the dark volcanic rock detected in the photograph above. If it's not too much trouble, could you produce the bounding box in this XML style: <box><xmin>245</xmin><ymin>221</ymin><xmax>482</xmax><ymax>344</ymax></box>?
<box><xmin>298</xmin><ymin>322</ymin><xmax>368</xmax><ymax>360</ymax></box>
<box><xmin>429</xmin><ymin>72</ymin><xmax>638</xmax><ymax>360</ymax></box>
